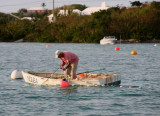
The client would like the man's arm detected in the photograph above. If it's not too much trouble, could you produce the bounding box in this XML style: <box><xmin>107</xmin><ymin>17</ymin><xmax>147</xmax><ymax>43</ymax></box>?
<box><xmin>65</xmin><ymin>62</ymin><xmax>71</xmax><ymax>69</ymax></box>
<box><xmin>60</xmin><ymin>62</ymin><xmax>70</xmax><ymax>71</ymax></box>
<box><xmin>59</xmin><ymin>61</ymin><xmax>65</xmax><ymax>69</ymax></box>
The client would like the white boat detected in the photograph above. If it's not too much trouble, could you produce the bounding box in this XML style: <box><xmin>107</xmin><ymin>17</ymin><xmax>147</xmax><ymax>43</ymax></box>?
<box><xmin>154</xmin><ymin>44</ymin><xmax>157</xmax><ymax>47</ymax></box>
<box><xmin>100</xmin><ymin>36</ymin><xmax>117</xmax><ymax>45</ymax></box>
<box><xmin>22</xmin><ymin>71</ymin><xmax>121</xmax><ymax>86</ymax></box>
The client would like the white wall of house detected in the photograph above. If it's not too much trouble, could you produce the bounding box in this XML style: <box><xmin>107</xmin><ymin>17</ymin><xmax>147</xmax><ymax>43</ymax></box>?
<box><xmin>48</xmin><ymin>14</ymin><xmax>54</xmax><ymax>23</ymax></box>
<box><xmin>59</xmin><ymin>10</ymin><xmax>68</xmax><ymax>16</ymax></box>
<box><xmin>73</xmin><ymin>9</ymin><xmax>81</xmax><ymax>15</ymax></box>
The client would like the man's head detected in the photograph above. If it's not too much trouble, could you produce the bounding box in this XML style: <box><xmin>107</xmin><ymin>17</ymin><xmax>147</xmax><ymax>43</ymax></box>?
<box><xmin>55</xmin><ymin>50</ymin><xmax>63</xmax><ymax>58</ymax></box>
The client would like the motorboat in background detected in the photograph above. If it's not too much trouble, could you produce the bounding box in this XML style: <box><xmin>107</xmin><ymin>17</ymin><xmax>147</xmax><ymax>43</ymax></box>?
<box><xmin>100</xmin><ymin>36</ymin><xmax>117</xmax><ymax>45</ymax></box>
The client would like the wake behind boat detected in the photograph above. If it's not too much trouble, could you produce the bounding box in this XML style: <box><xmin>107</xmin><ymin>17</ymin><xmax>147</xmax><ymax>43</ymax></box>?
<box><xmin>22</xmin><ymin>71</ymin><xmax>121</xmax><ymax>86</ymax></box>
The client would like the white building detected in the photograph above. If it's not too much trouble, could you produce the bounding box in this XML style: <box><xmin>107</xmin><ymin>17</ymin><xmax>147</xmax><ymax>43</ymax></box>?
<box><xmin>82</xmin><ymin>2</ymin><xmax>110</xmax><ymax>15</ymax></box>
<box><xmin>58</xmin><ymin>9</ymin><xmax>81</xmax><ymax>16</ymax></box>
<box><xmin>21</xmin><ymin>17</ymin><xmax>33</xmax><ymax>21</ymax></box>
<box><xmin>27</xmin><ymin>7</ymin><xmax>46</xmax><ymax>13</ymax></box>
<box><xmin>73</xmin><ymin>9</ymin><xmax>81</xmax><ymax>15</ymax></box>
<box><xmin>48</xmin><ymin>14</ymin><xmax>54</xmax><ymax>23</ymax></box>
<box><xmin>59</xmin><ymin>10</ymin><xmax>68</xmax><ymax>16</ymax></box>
<box><xmin>48</xmin><ymin>9</ymin><xmax>81</xmax><ymax>23</ymax></box>
<box><xmin>48</xmin><ymin>2</ymin><xmax>110</xmax><ymax>22</ymax></box>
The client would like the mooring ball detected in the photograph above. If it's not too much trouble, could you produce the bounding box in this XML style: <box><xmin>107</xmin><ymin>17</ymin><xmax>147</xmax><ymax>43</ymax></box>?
<box><xmin>115</xmin><ymin>47</ymin><xmax>120</xmax><ymax>51</ymax></box>
<box><xmin>60</xmin><ymin>79</ymin><xmax>69</xmax><ymax>87</ymax></box>
<box><xmin>131</xmin><ymin>50</ymin><xmax>137</xmax><ymax>55</ymax></box>
<box><xmin>46</xmin><ymin>45</ymin><xmax>50</xmax><ymax>47</ymax></box>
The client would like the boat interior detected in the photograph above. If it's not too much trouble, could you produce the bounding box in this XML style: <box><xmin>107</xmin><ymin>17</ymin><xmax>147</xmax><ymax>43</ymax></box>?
<box><xmin>28</xmin><ymin>71</ymin><xmax>65</xmax><ymax>79</ymax></box>
<box><xmin>28</xmin><ymin>71</ymin><xmax>118</xmax><ymax>80</ymax></box>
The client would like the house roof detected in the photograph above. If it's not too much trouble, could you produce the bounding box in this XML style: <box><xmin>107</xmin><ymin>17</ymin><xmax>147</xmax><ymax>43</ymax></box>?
<box><xmin>82</xmin><ymin>2</ymin><xmax>110</xmax><ymax>15</ymax></box>
<box><xmin>28</xmin><ymin>7</ymin><xmax>45</xmax><ymax>10</ymax></box>
<box><xmin>82</xmin><ymin>7</ymin><xmax>110</xmax><ymax>15</ymax></box>
<box><xmin>21</xmin><ymin>17</ymin><xmax>33</xmax><ymax>20</ymax></box>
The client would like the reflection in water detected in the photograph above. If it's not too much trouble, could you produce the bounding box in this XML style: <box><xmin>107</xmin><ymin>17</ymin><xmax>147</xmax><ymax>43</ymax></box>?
<box><xmin>57</xmin><ymin>86</ymin><xmax>79</xmax><ymax>108</ymax></box>
<box><xmin>59</xmin><ymin>86</ymin><xmax>78</xmax><ymax>95</ymax></box>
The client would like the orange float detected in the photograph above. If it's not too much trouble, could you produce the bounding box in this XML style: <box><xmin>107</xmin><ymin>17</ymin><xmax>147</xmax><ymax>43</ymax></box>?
<box><xmin>131</xmin><ymin>50</ymin><xmax>137</xmax><ymax>55</ymax></box>
<box><xmin>78</xmin><ymin>73</ymin><xmax>86</xmax><ymax>78</ymax></box>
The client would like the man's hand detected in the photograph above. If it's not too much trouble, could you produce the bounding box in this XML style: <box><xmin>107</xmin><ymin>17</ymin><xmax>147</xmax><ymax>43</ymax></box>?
<box><xmin>59</xmin><ymin>65</ymin><xmax>63</xmax><ymax>69</ymax></box>
<box><xmin>59</xmin><ymin>65</ymin><xmax>66</xmax><ymax>71</ymax></box>
<box><xmin>62</xmin><ymin>68</ymin><xmax>66</xmax><ymax>71</ymax></box>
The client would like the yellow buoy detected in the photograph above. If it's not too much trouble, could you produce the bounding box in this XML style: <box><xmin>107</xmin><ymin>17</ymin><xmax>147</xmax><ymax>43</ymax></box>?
<box><xmin>131</xmin><ymin>50</ymin><xmax>137</xmax><ymax>55</ymax></box>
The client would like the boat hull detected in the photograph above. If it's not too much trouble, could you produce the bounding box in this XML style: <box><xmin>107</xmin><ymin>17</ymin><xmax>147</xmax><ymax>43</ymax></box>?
<box><xmin>22</xmin><ymin>71</ymin><xmax>121</xmax><ymax>86</ymax></box>
<box><xmin>100</xmin><ymin>36</ymin><xmax>117</xmax><ymax>45</ymax></box>
<box><xmin>100</xmin><ymin>40</ymin><xmax>116</xmax><ymax>45</ymax></box>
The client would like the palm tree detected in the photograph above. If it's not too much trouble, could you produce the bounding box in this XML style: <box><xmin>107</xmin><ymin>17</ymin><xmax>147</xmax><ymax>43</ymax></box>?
<box><xmin>41</xmin><ymin>3</ymin><xmax>46</xmax><ymax>8</ymax></box>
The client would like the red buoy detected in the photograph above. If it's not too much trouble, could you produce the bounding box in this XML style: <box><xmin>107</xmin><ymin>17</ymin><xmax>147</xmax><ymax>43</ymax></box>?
<box><xmin>115</xmin><ymin>47</ymin><xmax>120</xmax><ymax>51</ymax></box>
<box><xmin>46</xmin><ymin>45</ymin><xmax>50</xmax><ymax>47</ymax></box>
<box><xmin>60</xmin><ymin>78</ymin><xmax>69</xmax><ymax>87</ymax></box>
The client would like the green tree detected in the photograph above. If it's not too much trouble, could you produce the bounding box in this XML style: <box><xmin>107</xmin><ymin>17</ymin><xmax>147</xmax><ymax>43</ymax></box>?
<box><xmin>18</xmin><ymin>8</ymin><xmax>27</xmax><ymax>14</ymax></box>
<box><xmin>131</xmin><ymin>1</ymin><xmax>142</xmax><ymax>7</ymax></box>
<box><xmin>71</xmin><ymin>4</ymin><xmax>87</xmax><ymax>11</ymax></box>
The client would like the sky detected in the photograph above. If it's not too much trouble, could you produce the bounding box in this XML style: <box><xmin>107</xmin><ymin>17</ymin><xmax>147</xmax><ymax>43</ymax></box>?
<box><xmin>0</xmin><ymin>0</ymin><xmax>159</xmax><ymax>13</ymax></box>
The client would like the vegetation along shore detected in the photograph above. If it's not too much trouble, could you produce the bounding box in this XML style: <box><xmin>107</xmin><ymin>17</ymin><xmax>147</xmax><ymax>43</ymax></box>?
<box><xmin>0</xmin><ymin>1</ymin><xmax>160</xmax><ymax>43</ymax></box>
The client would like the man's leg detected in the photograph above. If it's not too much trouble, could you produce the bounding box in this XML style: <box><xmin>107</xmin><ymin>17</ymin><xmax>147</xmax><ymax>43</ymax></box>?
<box><xmin>65</xmin><ymin>66</ymin><xmax>71</xmax><ymax>77</ymax></box>
<box><xmin>71</xmin><ymin>62</ymin><xmax>78</xmax><ymax>79</ymax></box>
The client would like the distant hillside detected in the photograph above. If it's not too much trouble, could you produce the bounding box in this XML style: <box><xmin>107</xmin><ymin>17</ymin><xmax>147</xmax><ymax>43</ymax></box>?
<box><xmin>0</xmin><ymin>1</ymin><xmax>160</xmax><ymax>43</ymax></box>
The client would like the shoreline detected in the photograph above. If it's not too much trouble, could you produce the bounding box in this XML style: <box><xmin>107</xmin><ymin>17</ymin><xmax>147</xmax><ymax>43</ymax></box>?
<box><xmin>1</xmin><ymin>39</ymin><xmax>160</xmax><ymax>44</ymax></box>
<box><xmin>116</xmin><ymin>39</ymin><xmax>160</xmax><ymax>44</ymax></box>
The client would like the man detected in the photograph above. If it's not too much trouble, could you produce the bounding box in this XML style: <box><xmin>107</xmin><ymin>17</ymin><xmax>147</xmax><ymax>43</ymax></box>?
<box><xmin>55</xmin><ymin>50</ymin><xmax>79</xmax><ymax>79</ymax></box>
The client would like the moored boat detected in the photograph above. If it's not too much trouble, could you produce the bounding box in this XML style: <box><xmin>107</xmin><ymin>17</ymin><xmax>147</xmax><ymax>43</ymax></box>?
<box><xmin>100</xmin><ymin>36</ymin><xmax>117</xmax><ymax>45</ymax></box>
<box><xmin>22</xmin><ymin>71</ymin><xmax>121</xmax><ymax>86</ymax></box>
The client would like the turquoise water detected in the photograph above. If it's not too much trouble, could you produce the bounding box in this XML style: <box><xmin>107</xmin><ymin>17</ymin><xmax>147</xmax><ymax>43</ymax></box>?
<box><xmin>0</xmin><ymin>43</ymin><xmax>160</xmax><ymax>116</ymax></box>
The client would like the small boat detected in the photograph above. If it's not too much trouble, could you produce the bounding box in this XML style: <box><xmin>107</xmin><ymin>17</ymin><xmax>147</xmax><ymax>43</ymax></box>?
<box><xmin>22</xmin><ymin>71</ymin><xmax>121</xmax><ymax>86</ymax></box>
<box><xmin>100</xmin><ymin>36</ymin><xmax>117</xmax><ymax>45</ymax></box>
<box><xmin>154</xmin><ymin>44</ymin><xmax>157</xmax><ymax>47</ymax></box>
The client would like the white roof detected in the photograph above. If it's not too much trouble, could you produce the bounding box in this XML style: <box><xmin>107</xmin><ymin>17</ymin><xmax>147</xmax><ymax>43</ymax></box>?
<box><xmin>21</xmin><ymin>17</ymin><xmax>34</xmax><ymax>20</ymax></box>
<box><xmin>82</xmin><ymin>2</ymin><xmax>110</xmax><ymax>15</ymax></box>
<box><xmin>21</xmin><ymin>17</ymin><xmax>32</xmax><ymax>20</ymax></box>
<box><xmin>82</xmin><ymin>7</ymin><xmax>110</xmax><ymax>15</ymax></box>
<box><xmin>28</xmin><ymin>7</ymin><xmax>45</xmax><ymax>10</ymax></box>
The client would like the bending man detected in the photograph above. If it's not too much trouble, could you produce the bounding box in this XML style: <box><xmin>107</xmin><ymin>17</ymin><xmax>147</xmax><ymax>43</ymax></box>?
<box><xmin>55</xmin><ymin>50</ymin><xmax>79</xmax><ymax>79</ymax></box>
